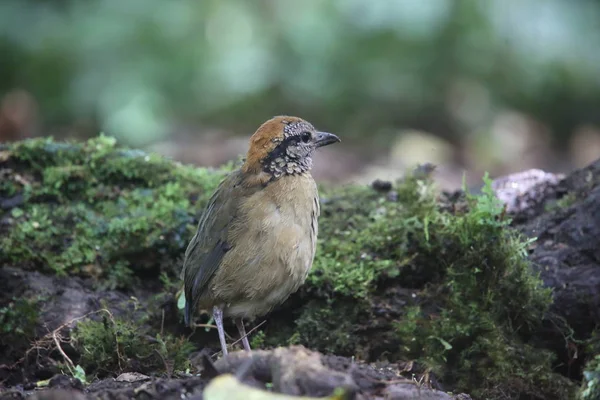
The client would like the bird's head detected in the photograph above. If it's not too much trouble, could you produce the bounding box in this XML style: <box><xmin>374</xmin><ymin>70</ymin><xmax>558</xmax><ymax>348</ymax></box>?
<box><xmin>242</xmin><ymin>116</ymin><xmax>340</xmax><ymax>177</ymax></box>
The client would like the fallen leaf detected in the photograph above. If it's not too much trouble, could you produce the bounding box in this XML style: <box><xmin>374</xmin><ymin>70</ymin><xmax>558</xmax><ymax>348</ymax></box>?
<box><xmin>0</xmin><ymin>150</ymin><xmax>11</xmax><ymax>162</ymax></box>
<box><xmin>203</xmin><ymin>374</ymin><xmax>348</xmax><ymax>400</ymax></box>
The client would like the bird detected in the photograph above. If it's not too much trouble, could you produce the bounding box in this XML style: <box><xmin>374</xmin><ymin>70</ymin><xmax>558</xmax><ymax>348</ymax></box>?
<box><xmin>180</xmin><ymin>115</ymin><xmax>340</xmax><ymax>356</ymax></box>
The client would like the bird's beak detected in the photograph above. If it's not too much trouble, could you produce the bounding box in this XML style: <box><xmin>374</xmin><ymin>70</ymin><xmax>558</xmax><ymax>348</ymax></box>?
<box><xmin>314</xmin><ymin>131</ymin><xmax>341</xmax><ymax>148</ymax></box>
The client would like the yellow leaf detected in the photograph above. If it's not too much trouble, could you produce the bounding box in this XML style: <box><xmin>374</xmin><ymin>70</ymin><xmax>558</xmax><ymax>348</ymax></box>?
<box><xmin>203</xmin><ymin>374</ymin><xmax>348</xmax><ymax>400</ymax></box>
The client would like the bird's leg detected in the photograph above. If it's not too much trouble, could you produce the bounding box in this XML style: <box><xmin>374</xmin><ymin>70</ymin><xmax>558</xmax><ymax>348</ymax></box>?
<box><xmin>213</xmin><ymin>305</ymin><xmax>228</xmax><ymax>356</ymax></box>
<box><xmin>235</xmin><ymin>318</ymin><xmax>252</xmax><ymax>352</ymax></box>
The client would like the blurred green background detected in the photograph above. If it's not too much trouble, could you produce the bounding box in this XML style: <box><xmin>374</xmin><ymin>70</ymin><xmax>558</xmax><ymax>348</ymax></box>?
<box><xmin>1</xmin><ymin>0</ymin><xmax>599</xmax><ymax>188</ymax></box>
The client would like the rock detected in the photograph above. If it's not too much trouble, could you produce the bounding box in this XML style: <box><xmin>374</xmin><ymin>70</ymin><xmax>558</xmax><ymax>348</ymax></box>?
<box><xmin>213</xmin><ymin>346</ymin><xmax>358</xmax><ymax>397</ymax></box>
<box><xmin>29</xmin><ymin>390</ymin><xmax>87</xmax><ymax>400</ymax></box>
<box><xmin>0</xmin><ymin>266</ymin><xmax>136</xmax><ymax>333</ymax></box>
<box><xmin>512</xmin><ymin>160</ymin><xmax>600</xmax><ymax>376</ymax></box>
<box><xmin>384</xmin><ymin>383</ymin><xmax>457</xmax><ymax>400</ymax></box>
<box><xmin>4</xmin><ymin>346</ymin><xmax>472</xmax><ymax>400</ymax></box>
<box><xmin>490</xmin><ymin>168</ymin><xmax>564</xmax><ymax>213</ymax></box>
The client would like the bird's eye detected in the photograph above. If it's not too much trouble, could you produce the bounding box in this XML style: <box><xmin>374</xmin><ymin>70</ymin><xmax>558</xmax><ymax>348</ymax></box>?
<box><xmin>300</xmin><ymin>132</ymin><xmax>312</xmax><ymax>143</ymax></box>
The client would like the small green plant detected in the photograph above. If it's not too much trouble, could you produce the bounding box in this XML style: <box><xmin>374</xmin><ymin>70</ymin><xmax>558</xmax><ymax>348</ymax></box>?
<box><xmin>73</xmin><ymin>365</ymin><xmax>87</xmax><ymax>384</ymax></box>
<box><xmin>0</xmin><ymin>297</ymin><xmax>40</xmax><ymax>337</ymax></box>
<box><xmin>293</xmin><ymin>299</ymin><xmax>363</xmax><ymax>355</ymax></box>
<box><xmin>579</xmin><ymin>354</ymin><xmax>600</xmax><ymax>400</ymax></box>
<box><xmin>545</xmin><ymin>192</ymin><xmax>578</xmax><ymax>212</ymax></box>
<box><xmin>0</xmin><ymin>296</ymin><xmax>42</xmax><ymax>373</ymax></box>
<box><xmin>0</xmin><ymin>297</ymin><xmax>40</xmax><ymax>361</ymax></box>
<box><xmin>72</xmin><ymin>313</ymin><xmax>194</xmax><ymax>377</ymax></box>
<box><xmin>250</xmin><ymin>330</ymin><xmax>266</xmax><ymax>349</ymax></box>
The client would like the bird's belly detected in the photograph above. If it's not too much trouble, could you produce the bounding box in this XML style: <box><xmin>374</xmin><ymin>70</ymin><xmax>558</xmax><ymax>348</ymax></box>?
<box><xmin>208</xmin><ymin>176</ymin><xmax>319</xmax><ymax>319</ymax></box>
<box><xmin>218</xmin><ymin>221</ymin><xmax>316</xmax><ymax>319</ymax></box>
<box><xmin>224</xmin><ymin>276</ymin><xmax>303</xmax><ymax>319</ymax></box>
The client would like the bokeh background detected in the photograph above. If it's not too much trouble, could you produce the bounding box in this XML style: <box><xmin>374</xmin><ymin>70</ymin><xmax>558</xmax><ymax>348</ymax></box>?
<box><xmin>1</xmin><ymin>0</ymin><xmax>599</xmax><ymax>189</ymax></box>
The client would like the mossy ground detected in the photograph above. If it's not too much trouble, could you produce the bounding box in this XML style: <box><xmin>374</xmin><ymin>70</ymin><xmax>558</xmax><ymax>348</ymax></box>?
<box><xmin>580</xmin><ymin>354</ymin><xmax>600</xmax><ymax>400</ymax></box>
<box><xmin>0</xmin><ymin>296</ymin><xmax>41</xmax><ymax>364</ymax></box>
<box><xmin>0</xmin><ymin>136</ymin><xmax>227</xmax><ymax>381</ymax></box>
<box><xmin>578</xmin><ymin>331</ymin><xmax>600</xmax><ymax>400</ymax></box>
<box><xmin>266</xmin><ymin>173</ymin><xmax>575</xmax><ymax>399</ymax></box>
<box><xmin>0</xmin><ymin>135</ymin><xmax>231</xmax><ymax>289</ymax></box>
<box><xmin>71</xmin><ymin>310</ymin><xmax>194</xmax><ymax>380</ymax></box>
<box><xmin>0</xmin><ymin>136</ymin><xmax>581</xmax><ymax>398</ymax></box>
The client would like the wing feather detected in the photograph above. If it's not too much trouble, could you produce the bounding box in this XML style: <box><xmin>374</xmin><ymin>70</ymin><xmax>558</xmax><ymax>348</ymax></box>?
<box><xmin>181</xmin><ymin>170</ymin><xmax>247</xmax><ymax>325</ymax></box>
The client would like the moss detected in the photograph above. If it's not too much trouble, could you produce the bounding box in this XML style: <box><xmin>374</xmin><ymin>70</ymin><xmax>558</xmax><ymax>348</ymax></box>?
<box><xmin>72</xmin><ymin>312</ymin><xmax>194</xmax><ymax>377</ymax></box>
<box><xmin>0</xmin><ymin>297</ymin><xmax>40</xmax><ymax>337</ymax></box>
<box><xmin>293</xmin><ymin>298</ymin><xmax>366</xmax><ymax>355</ymax></box>
<box><xmin>289</xmin><ymin>174</ymin><xmax>574</xmax><ymax>399</ymax></box>
<box><xmin>310</xmin><ymin>176</ymin><xmax>440</xmax><ymax>297</ymax></box>
<box><xmin>0</xmin><ymin>135</ymin><xmax>231</xmax><ymax>289</ymax></box>
<box><xmin>545</xmin><ymin>192</ymin><xmax>578</xmax><ymax>212</ymax></box>
<box><xmin>393</xmin><ymin>176</ymin><xmax>562</xmax><ymax>398</ymax></box>
<box><xmin>0</xmin><ymin>297</ymin><xmax>41</xmax><ymax>361</ymax></box>
<box><xmin>579</xmin><ymin>354</ymin><xmax>600</xmax><ymax>400</ymax></box>
<box><xmin>249</xmin><ymin>330</ymin><xmax>267</xmax><ymax>349</ymax></box>
<box><xmin>579</xmin><ymin>331</ymin><xmax>600</xmax><ymax>400</ymax></box>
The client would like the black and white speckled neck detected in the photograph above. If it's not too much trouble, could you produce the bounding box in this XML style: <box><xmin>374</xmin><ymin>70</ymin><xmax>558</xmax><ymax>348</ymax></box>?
<box><xmin>262</xmin><ymin>136</ymin><xmax>314</xmax><ymax>178</ymax></box>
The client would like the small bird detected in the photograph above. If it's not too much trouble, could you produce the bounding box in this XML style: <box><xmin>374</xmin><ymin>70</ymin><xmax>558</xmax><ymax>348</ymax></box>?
<box><xmin>180</xmin><ymin>116</ymin><xmax>340</xmax><ymax>356</ymax></box>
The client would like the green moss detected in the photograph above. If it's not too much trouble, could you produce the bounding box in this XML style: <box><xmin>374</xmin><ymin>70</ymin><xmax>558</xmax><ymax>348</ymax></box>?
<box><xmin>545</xmin><ymin>192</ymin><xmax>578</xmax><ymax>212</ymax></box>
<box><xmin>0</xmin><ymin>297</ymin><xmax>39</xmax><ymax>335</ymax></box>
<box><xmin>0</xmin><ymin>297</ymin><xmax>40</xmax><ymax>357</ymax></box>
<box><xmin>557</xmin><ymin>192</ymin><xmax>578</xmax><ymax>208</ymax></box>
<box><xmin>579</xmin><ymin>331</ymin><xmax>600</xmax><ymax>400</ymax></box>
<box><xmin>579</xmin><ymin>354</ymin><xmax>600</xmax><ymax>400</ymax></box>
<box><xmin>293</xmin><ymin>298</ymin><xmax>366</xmax><ymax>355</ymax></box>
<box><xmin>0</xmin><ymin>135</ymin><xmax>231</xmax><ymax>288</ymax></box>
<box><xmin>72</xmin><ymin>312</ymin><xmax>194</xmax><ymax>377</ymax></box>
<box><xmin>311</xmin><ymin>176</ymin><xmax>439</xmax><ymax>297</ymax></box>
<box><xmin>291</xmin><ymin>174</ymin><xmax>574</xmax><ymax>399</ymax></box>
<box><xmin>249</xmin><ymin>330</ymin><xmax>266</xmax><ymax>349</ymax></box>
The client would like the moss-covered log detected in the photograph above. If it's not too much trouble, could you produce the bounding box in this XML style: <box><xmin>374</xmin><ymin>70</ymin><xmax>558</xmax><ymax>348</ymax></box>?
<box><xmin>1</xmin><ymin>136</ymin><xmax>599</xmax><ymax>399</ymax></box>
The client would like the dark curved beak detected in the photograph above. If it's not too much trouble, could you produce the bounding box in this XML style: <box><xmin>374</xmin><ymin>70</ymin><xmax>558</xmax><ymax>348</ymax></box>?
<box><xmin>314</xmin><ymin>131</ymin><xmax>341</xmax><ymax>148</ymax></box>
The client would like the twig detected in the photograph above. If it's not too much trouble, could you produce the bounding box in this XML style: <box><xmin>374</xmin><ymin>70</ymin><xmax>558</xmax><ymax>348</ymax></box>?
<box><xmin>188</xmin><ymin>323</ymin><xmax>235</xmax><ymax>341</ymax></box>
<box><xmin>230</xmin><ymin>320</ymin><xmax>266</xmax><ymax>348</ymax></box>
<box><xmin>211</xmin><ymin>320</ymin><xmax>267</xmax><ymax>358</ymax></box>
<box><xmin>26</xmin><ymin>308</ymin><xmax>124</xmax><ymax>372</ymax></box>
<box><xmin>191</xmin><ymin>323</ymin><xmax>219</xmax><ymax>330</ymax></box>
<box><xmin>154</xmin><ymin>349</ymin><xmax>174</xmax><ymax>378</ymax></box>
<box><xmin>52</xmin><ymin>330</ymin><xmax>75</xmax><ymax>375</ymax></box>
